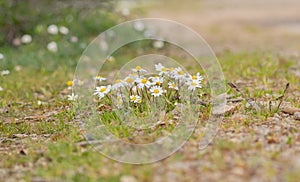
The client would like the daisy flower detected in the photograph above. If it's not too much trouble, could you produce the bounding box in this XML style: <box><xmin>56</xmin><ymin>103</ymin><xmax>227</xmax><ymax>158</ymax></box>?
<box><xmin>47</xmin><ymin>41</ymin><xmax>58</xmax><ymax>52</ymax></box>
<box><xmin>173</xmin><ymin>67</ymin><xmax>186</xmax><ymax>80</ymax></box>
<box><xmin>116</xmin><ymin>93</ymin><xmax>124</xmax><ymax>108</ymax></box>
<box><xmin>67</xmin><ymin>93</ymin><xmax>78</xmax><ymax>101</ymax></box>
<box><xmin>47</xmin><ymin>24</ymin><xmax>58</xmax><ymax>35</ymax></box>
<box><xmin>112</xmin><ymin>79</ymin><xmax>125</xmax><ymax>90</ymax></box>
<box><xmin>130</xmin><ymin>95</ymin><xmax>142</xmax><ymax>103</ymax></box>
<box><xmin>132</xmin><ymin>66</ymin><xmax>146</xmax><ymax>73</ymax></box>
<box><xmin>187</xmin><ymin>80</ymin><xmax>202</xmax><ymax>91</ymax></box>
<box><xmin>187</xmin><ymin>72</ymin><xmax>203</xmax><ymax>82</ymax></box>
<box><xmin>124</xmin><ymin>76</ymin><xmax>135</xmax><ymax>86</ymax></box>
<box><xmin>94</xmin><ymin>85</ymin><xmax>111</xmax><ymax>99</ymax></box>
<box><xmin>21</xmin><ymin>34</ymin><xmax>32</xmax><ymax>44</ymax></box>
<box><xmin>150</xmin><ymin>86</ymin><xmax>164</xmax><ymax>97</ymax></box>
<box><xmin>153</xmin><ymin>40</ymin><xmax>164</xmax><ymax>49</ymax></box>
<box><xmin>1</xmin><ymin>70</ymin><xmax>10</xmax><ymax>76</ymax></box>
<box><xmin>94</xmin><ymin>75</ymin><xmax>106</xmax><ymax>82</ymax></box>
<box><xmin>136</xmin><ymin>77</ymin><xmax>151</xmax><ymax>89</ymax></box>
<box><xmin>150</xmin><ymin>76</ymin><xmax>164</xmax><ymax>86</ymax></box>
<box><xmin>121</xmin><ymin>8</ymin><xmax>130</xmax><ymax>16</ymax></box>
<box><xmin>167</xmin><ymin>67</ymin><xmax>175</xmax><ymax>77</ymax></box>
<box><xmin>67</xmin><ymin>80</ymin><xmax>73</xmax><ymax>90</ymax></box>
<box><xmin>155</xmin><ymin>63</ymin><xmax>169</xmax><ymax>75</ymax></box>
<box><xmin>168</xmin><ymin>82</ymin><xmax>179</xmax><ymax>90</ymax></box>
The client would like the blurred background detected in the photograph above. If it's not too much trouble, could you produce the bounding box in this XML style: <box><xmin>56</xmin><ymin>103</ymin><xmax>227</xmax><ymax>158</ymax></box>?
<box><xmin>1</xmin><ymin>0</ymin><xmax>299</xmax><ymax>69</ymax></box>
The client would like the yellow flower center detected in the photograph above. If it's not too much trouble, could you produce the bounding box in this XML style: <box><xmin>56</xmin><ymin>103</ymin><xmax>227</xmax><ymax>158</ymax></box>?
<box><xmin>67</xmin><ymin>81</ymin><xmax>73</xmax><ymax>86</ymax></box>
<box><xmin>136</xmin><ymin>66</ymin><xmax>141</xmax><ymax>71</ymax></box>
<box><xmin>100</xmin><ymin>87</ymin><xmax>106</xmax><ymax>92</ymax></box>
<box><xmin>191</xmin><ymin>82</ymin><xmax>197</xmax><ymax>86</ymax></box>
<box><xmin>141</xmin><ymin>78</ymin><xmax>147</xmax><ymax>84</ymax></box>
<box><xmin>172</xmin><ymin>83</ymin><xmax>176</xmax><ymax>87</ymax></box>
<box><xmin>156</xmin><ymin>82</ymin><xmax>161</xmax><ymax>85</ymax></box>
<box><xmin>178</xmin><ymin>70</ymin><xmax>184</xmax><ymax>75</ymax></box>
<box><xmin>131</xmin><ymin>96</ymin><xmax>136</xmax><ymax>101</ymax></box>
<box><xmin>97</xmin><ymin>76</ymin><xmax>103</xmax><ymax>79</ymax></box>
<box><xmin>192</xmin><ymin>75</ymin><xmax>197</xmax><ymax>80</ymax></box>
<box><xmin>126</xmin><ymin>77</ymin><xmax>133</xmax><ymax>83</ymax></box>
<box><xmin>115</xmin><ymin>79</ymin><xmax>121</xmax><ymax>83</ymax></box>
<box><xmin>162</xmin><ymin>67</ymin><xmax>167</xmax><ymax>72</ymax></box>
<box><xmin>154</xmin><ymin>89</ymin><xmax>159</xmax><ymax>94</ymax></box>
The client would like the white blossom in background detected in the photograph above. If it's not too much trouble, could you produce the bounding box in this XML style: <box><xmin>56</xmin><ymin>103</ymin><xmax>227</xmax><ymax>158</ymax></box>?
<box><xmin>1</xmin><ymin>70</ymin><xmax>10</xmax><ymax>76</ymax></box>
<box><xmin>121</xmin><ymin>8</ymin><xmax>130</xmax><ymax>16</ymax></box>
<box><xmin>153</xmin><ymin>40</ymin><xmax>164</xmax><ymax>49</ymax></box>
<box><xmin>112</xmin><ymin>79</ymin><xmax>125</xmax><ymax>90</ymax></box>
<box><xmin>155</xmin><ymin>63</ymin><xmax>169</xmax><ymax>75</ymax></box>
<box><xmin>70</xmin><ymin>36</ymin><xmax>78</xmax><ymax>43</ymax></box>
<box><xmin>15</xmin><ymin>65</ymin><xmax>22</xmax><ymax>72</ymax></box>
<box><xmin>47</xmin><ymin>41</ymin><xmax>58</xmax><ymax>52</ymax></box>
<box><xmin>0</xmin><ymin>86</ymin><xmax>3</xmax><ymax>92</ymax></box>
<box><xmin>67</xmin><ymin>93</ymin><xmax>78</xmax><ymax>101</ymax></box>
<box><xmin>12</xmin><ymin>38</ymin><xmax>21</xmax><ymax>46</ymax></box>
<box><xmin>21</xmin><ymin>34</ymin><xmax>32</xmax><ymax>44</ymax></box>
<box><xmin>133</xmin><ymin>21</ymin><xmax>145</xmax><ymax>32</ymax></box>
<box><xmin>47</xmin><ymin>24</ymin><xmax>58</xmax><ymax>35</ymax></box>
<box><xmin>0</xmin><ymin>53</ymin><xmax>4</xmax><ymax>60</ymax></box>
<box><xmin>59</xmin><ymin>26</ymin><xmax>69</xmax><ymax>35</ymax></box>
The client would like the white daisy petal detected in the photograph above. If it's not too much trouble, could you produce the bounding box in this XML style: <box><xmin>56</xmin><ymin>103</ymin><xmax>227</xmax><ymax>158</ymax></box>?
<box><xmin>130</xmin><ymin>95</ymin><xmax>142</xmax><ymax>103</ymax></box>
<box><xmin>150</xmin><ymin>86</ymin><xmax>163</xmax><ymax>97</ymax></box>
<box><xmin>67</xmin><ymin>93</ymin><xmax>78</xmax><ymax>101</ymax></box>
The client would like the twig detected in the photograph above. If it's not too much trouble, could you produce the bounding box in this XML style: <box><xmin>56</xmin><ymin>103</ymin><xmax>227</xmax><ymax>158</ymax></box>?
<box><xmin>276</xmin><ymin>83</ymin><xmax>289</xmax><ymax>112</ymax></box>
<box><xmin>228</xmin><ymin>82</ymin><xmax>247</xmax><ymax>99</ymax></box>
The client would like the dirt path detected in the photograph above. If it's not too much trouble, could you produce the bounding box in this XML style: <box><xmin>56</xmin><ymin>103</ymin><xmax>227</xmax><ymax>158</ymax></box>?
<box><xmin>142</xmin><ymin>0</ymin><xmax>300</xmax><ymax>54</ymax></box>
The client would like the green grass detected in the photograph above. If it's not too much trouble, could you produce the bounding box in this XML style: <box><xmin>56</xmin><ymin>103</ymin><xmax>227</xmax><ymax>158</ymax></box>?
<box><xmin>1</xmin><ymin>41</ymin><xmax>300</xmax><ymax>181</ymax></box>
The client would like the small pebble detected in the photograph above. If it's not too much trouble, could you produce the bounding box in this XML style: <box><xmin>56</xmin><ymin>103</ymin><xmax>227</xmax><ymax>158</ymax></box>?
<box><xmin>294</xmin><ymin>112</ymin><xmax>300</xmax><ymax>120</ymax></box>
<box><xmin>120</xmin><ymin>175</ymin><xmax>137</xmax><ymax>182</ymax></box>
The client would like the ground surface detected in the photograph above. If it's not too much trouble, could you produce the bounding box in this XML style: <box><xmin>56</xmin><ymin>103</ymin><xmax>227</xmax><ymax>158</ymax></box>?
<box><xmin>1</xmin><ymin>0</ymin><xmax>300</xmax><ymax>181</ymax></box>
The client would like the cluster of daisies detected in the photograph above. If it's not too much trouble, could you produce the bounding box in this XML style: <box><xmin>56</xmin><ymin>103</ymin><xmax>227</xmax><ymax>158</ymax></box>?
<box><xmin>93</xmin><ymin>63</ymin><xmax>203</xmax><ymax>109</ymax></box>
